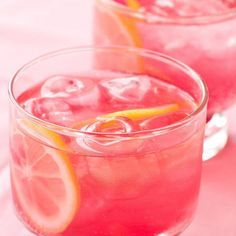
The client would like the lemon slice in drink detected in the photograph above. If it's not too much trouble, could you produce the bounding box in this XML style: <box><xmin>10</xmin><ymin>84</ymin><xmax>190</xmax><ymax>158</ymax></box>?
<box><xmin>74</xmin><ymin>104</ymin><xmax>179</xmax><ymax>130</ymax></box>
<box><xmin>11</xmin><ymin>120</ymin><xmax>80</xmax><ymax>234</ymax></box>
<box><xmin>101</xmin><ymin>104</ymin><xmax>179</xmax><ymax>121</ymax></box>
<box><xmin>95</xmin><ymin>1</ymin><xmax>142</xmax><ymax>47</ymax></box>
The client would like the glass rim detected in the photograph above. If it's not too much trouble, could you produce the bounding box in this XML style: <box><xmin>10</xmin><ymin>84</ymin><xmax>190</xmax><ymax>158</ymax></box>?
<box><xmin>98</xmin><ymin>0</ymin><xmax>236</xmax><ymax>24</ymax></box>
<box><xmin>8</xmin><ymin>46</ymin><xmax>208</xmax><ymax>138</ymax></box>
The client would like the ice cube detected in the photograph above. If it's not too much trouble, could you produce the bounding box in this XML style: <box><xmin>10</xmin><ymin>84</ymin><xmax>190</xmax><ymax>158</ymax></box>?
<box><xmin>23</xmin><ymin>97</ymin><xmax>74</xmax><ymax>126</ymax></box>
<box><xmin>85</xmin><ymin>153</ymin><xmax>160</xmax><ymax>199</ymax></box>
<box><xmin>75</xmin><ymin>117</ymin><xmax>144</xmax><ymax>155</ymax></box>
<box><xmin>101</xmin><ymin>76</ymin><xmax>151</xmax><ymax>104</ymax></box>
<box><xmin>41</xmin><ymin>75</ymin><xmax>84</xmax><ymax>98</ymax></box>
<box><xmin>41</xmin><ymin>75</ymin><xmax>102</xmax><ymax>109</ymax></box>
<box><xmin>66</xmin><ymin>82</ymin><xmax>101</xmax><ymax>108</ymax></box>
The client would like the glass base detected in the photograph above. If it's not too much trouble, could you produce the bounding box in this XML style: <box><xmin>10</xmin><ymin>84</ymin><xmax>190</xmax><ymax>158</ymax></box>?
<box><xmin>203</xmin><ymin>113</ymin><xmax>228</xmax><ymax>161</ymax></box>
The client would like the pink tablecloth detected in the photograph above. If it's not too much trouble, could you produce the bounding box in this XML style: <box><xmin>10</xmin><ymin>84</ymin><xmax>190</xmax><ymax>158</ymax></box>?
<box><xmin>0</xmin><ymin>1</ymin><xmax>236</xmax><ymax>235</ymax></box>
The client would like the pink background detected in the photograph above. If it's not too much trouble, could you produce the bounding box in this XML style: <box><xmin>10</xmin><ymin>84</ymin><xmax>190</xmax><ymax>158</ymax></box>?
<box><xmin>0</xmin><ymin>1</ymin><xmax>236</xmax><ymax>235</ymax></box>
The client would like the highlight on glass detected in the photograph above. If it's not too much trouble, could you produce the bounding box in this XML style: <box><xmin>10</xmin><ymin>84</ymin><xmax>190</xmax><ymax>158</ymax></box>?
<box><xmin>9</xmin><ymin>46</ymin><xmax>207</xmax><ymax>236</ymax></box>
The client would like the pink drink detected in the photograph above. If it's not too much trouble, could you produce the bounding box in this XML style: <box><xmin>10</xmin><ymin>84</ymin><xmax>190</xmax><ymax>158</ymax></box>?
<box><xmin>95</xmin><ymin>0</ymin><xmax>236</xmax><ymax>117</ymax></box>
<box><xmin>9</xmin><ymin>47</ymin><xmax>207</xmax><ymax>236</ymax></box>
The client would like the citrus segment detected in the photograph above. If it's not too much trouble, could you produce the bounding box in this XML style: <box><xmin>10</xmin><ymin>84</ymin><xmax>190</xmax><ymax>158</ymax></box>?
<box><xmin>95</xmin><ymin>1</ymin><xmax>144</xmax><ymax>72</ymax></box>
<box><xmin>96</xmin><ymin>1</ymin><xmax>142</xmax><ymax>47</ymax></box>
<box><xmin>11</xmin><ymin>121</ymin><xmax>80</xmax><ymax>234</ymax></box>
<box><xmin>101</xmin><ymin>104</ymin><xmax>179</xmax><ymax>121</ymax></box>
<box><xmin>18</xmin><ymin>119</ymin><xmax>67</xmax><ymax>149</ymax></box>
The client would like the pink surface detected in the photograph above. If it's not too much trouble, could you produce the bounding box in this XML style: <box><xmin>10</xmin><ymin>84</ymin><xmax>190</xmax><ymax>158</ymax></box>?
<box><xmin>0</xmin><ymin>1</ymin><xmax>236</xmax><ymax>235</ymax></box>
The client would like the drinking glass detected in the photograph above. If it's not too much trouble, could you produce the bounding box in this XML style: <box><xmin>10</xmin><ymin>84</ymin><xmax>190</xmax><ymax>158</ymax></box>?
<box><xmin>94</xmin><ymin>0</ymin><xmax>236</xmax><ymax>160</ymax></box>
<box><xmin>9</xmin><ymin>46</ymin><xmax>207</xmax><ymax>236</ymax></box>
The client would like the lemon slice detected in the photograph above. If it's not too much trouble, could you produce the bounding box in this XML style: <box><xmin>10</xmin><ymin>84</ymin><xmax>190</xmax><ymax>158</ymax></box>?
<box><xmin>74</xmin><ymin>104</ymin><xmax>179</xmax><ymax>130</ymax></box>
<box><xmin>11</xmin><ymin>120</ymin><xmax>80</xmax><ymax>234</ymax></box>
<box><xmin>101</xmin><ymin>104</ymin><xmax>179</xmax><ymax>120</ymax></box>
<box><xmin>96</xmin><ymin>1</ymin><xmax>142</xmax><ymax>47</ymax></box>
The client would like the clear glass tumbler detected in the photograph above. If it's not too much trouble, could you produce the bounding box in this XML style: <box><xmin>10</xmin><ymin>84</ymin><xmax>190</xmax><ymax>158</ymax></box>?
<box><xmin>9</xmin><ymin>46</ymin><xmax>207</xmax><ymax>236</ymax></box>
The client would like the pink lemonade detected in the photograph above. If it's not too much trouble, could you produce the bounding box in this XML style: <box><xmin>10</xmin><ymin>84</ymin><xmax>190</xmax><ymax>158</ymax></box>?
<box><xmin>9</xmin><ymin>48</ymin><xmax>207</xmax><ymax>236</ymax></box>
<box><xmin>95</xmin><ymin>0</ymin><xmax>236</xmax><ymax>117</ymax></box>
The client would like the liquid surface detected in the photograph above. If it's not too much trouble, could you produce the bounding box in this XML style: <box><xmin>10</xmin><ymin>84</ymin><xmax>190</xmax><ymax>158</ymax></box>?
<box><xmin>19</xmin><ymin>70</ymin><xmax>196</xmax><ymax>132</ymax></box>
